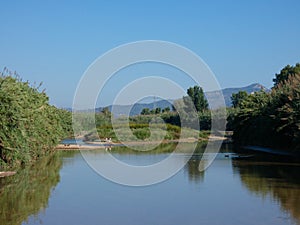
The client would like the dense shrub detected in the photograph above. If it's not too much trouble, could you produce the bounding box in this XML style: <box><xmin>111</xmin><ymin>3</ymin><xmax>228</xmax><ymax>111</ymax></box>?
<box><xmin>0</xmin><ymin>73</ymin><xmax>72</xmax><ymax>167</ymax></box>
<box><xmin>230</xmin><ymin>64</ymin><xmax>300</xmax><ymax>151</ymax></box>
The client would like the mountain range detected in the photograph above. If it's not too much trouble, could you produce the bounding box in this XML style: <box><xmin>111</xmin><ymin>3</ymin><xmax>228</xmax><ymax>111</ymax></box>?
<box><xmin>206</xmin><ymin>83</ymin><xmax>269</xmax><ymax>108</ymax></box>
<box><xmin>92</xmin><ymin>83</ymin><xmax>269</xmax><ymax>116</ymax></box>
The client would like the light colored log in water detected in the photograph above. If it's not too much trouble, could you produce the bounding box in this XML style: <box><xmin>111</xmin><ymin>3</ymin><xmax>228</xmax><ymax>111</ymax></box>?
<box><xmin>0</xmin><ymin>171</ymin><xmax>16</xmax><ymax>177</ymax></box>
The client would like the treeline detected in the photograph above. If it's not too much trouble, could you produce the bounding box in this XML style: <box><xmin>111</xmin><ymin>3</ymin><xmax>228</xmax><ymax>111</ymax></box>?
<box><xmin>229</xmin><ymin>63</ymin><xmax>300</xmax><ymax>151</ymax></box>
<box><xmin>134</xmin><ymin>63</ymin><xmax>300</xmax><ymax>152</ymax></box>
<box><xmin>82</xmin><ymin>87</ymin><xmax>211</xmax><ymax>142</ymax></box>
<box><xmin>136</xmin><ymin>85</ymin><xmax>212</xmax><ymax>130</ymax></box>
<box><xmin>0</xmin><ymin>71</ymin><xmax>72</xmax><ymax>167</ymax></box>
<box><xmin>134</xmin><ymin>110</ymin><xmax>212</xmax><ymax>131</ymax></box>
<box><xmin>82</xmin><ymin>109</ymin><xmax>206</xmax><ymax>142</ymax></box>
<box><xmin>141</xmin><ymin>106</ymin><xmax>171</xmax><ymax>115</ymax></box>
<box><xmin>89</xmin><ymin>63</ymin><xmax>300</xmax><ymax>153</ymax></box>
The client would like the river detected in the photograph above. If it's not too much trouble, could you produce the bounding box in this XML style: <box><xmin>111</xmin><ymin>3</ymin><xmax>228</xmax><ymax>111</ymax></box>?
<box><xmin>1</xmin><ymin>143</ymin><xmax>300</xmax><ymax>225</ymax></box>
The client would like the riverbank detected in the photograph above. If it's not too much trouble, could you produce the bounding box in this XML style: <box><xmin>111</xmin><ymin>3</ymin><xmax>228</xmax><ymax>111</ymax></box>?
<box><xmin>57</xmin><ymin>138</ymin><xmax>202</xmax><ymax>150</ymax></box>
<box><xmin>55</xmin><ymin>144</ymin><xmax>107</xmax><ymax>150</ymax></box>
<box><xmin>56</xmin><ymin>135</ymin><xmax>230</xmax><ymax>150</ymax></box>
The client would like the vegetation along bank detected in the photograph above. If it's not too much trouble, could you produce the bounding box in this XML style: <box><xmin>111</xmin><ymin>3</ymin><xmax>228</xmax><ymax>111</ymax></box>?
<box><xmin>0</xmin><ymin>70</ymin><xmax>72</xmax><ymax>168</ymax></box>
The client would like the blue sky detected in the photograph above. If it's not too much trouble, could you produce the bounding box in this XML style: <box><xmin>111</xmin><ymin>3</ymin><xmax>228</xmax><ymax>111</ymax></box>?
<box><xmin>0</xmin><ymin>0</ymin><xmax>300</xmax><ymax>107</ymax></box>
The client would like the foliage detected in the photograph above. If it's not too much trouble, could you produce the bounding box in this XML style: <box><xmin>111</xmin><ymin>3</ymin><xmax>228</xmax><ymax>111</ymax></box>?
<box><xmin>230</xmin><ymin>63</ymin><xmax>300</xmax><ymax>151</ymax></box>
<box><xmin>0</xmin><ymin>72</ymin><xmax>72</xmax><ymax>167</ymax></box>
<box><xmin>86</xmin><ymin>122</ymin><xmax>198</xmax><ymax>142</ymax></box>
<box><xmin>231</xmin><ymin>91</ymin><xmax>248</xmax><ymax>108</ymax></box>
<box><xmin>199</xmin><ymin>110</ymin><xmax>211</xmax><ymax>130</ymax></box>
<box><xmin>141</xmin><ymin>108</ymin><xmax>150</xmax><ymax>115</ymax></box>
<box><xmin>141</xmin><ymin>107</ymin><xmax>170</xmax><ymax>115</ymax></box>
<box><xmin>101</xmin><ymin>107</ymin><xmax>111</xmax><ymax>116</ymax></box>
<box><xmin>270</xmin><ymin>73</ymin><xmax>300</xmax><ymax>149</ymax></box>
<box><xmin>186</xmin><ymin>85</ymin><xmax>208</xmax><ymax>112</ymax></box>
<box><xmin>162</xmin><ymin>106</ymin><xmax>170</xmax><ymax>113</ymax></box>
<box><xmin>87</xmin><ymin>85</ymin><xmax>217</xmax><ymax>143</ymax></box>
<box><xmin>136</xmin><ymin>109</ymin><xmax>212</xmax><ymax>132</ymax></box>
<box><xmin>273</xmin><ymin>63</ymin><xmax>300</xmax><ymax>87</ymax></box>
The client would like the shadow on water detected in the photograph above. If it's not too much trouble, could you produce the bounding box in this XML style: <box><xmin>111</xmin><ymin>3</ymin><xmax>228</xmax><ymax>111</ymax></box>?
<box><xmin>232</xmin><ymin>158</ymin><xmax>300</xmax><ymax>224</ymax></box>
<box><xmin>0</xmin><ymin>152</ymin><xmax>63</xmax><ymax>225</ymax></box>
<box><xmin>184</xmin><ymin>154</ymin><xmax>205</xmax><ymax>184</ymax></box>
<box><xmin>184</xmin><ymin>143</ymin><xmax>234</xmax><ymax>184</ymax></box>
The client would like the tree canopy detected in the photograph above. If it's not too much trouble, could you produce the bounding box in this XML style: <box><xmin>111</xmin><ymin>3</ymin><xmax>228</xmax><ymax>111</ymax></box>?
<box><xmin>230</xmin><ymin>63</ymin><xmax>300</xmax><ymax>151</ymax></box>
<box><xmin>186</xmin><ymin>85</ymin><xmax>208</xmax><ymax>112</ymax></box>
<box><xmin>231</xmin><ymin>91</ymin><xmax>248</xmax><ymax>108</ymax></box>
<box><xmin>273</xmin><ymin>63</ymin><xmax>300</xmax><ymax>87</ymax></box>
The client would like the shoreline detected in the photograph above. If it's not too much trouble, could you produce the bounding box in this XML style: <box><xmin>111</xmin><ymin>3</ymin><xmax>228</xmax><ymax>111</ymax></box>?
<box><xmin>55</xmin><ymin>144</ymin><xmax>107</xmax><ymax>150</ymax></box>
<box><xmin>56</xmin><ymin>136</ymin><xmax>230</xmax><ymax>151</ymax></box>
<box><xmin>56</xmin><ymin>138</ymin><xmax>201</xmax><ymax>150</ymax></box>
<box><xmin>1</xmin><ymin>136</ymin><xmax>229</xmax><ymax>177</ymax></box>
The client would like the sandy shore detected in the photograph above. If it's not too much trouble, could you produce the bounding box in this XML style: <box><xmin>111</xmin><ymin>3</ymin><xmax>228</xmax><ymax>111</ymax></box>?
<box><xmin>85</xmin><ymin>137</ymin><xmax>203</xmax><ymax>146</ymax></box>
<box><xmin>56</xmin><ymin>135</ymin><xmax>229</xmax><ymax>151</ymax></box>
<box><xmin>55</xmin><ymin>144</ymin><xmax>107</xmax><ymax>150</ymax></box>
<box><xmin>56</xmin><ymin>138</ymin><xmax>198</xmax><ymax>150</ymax></box>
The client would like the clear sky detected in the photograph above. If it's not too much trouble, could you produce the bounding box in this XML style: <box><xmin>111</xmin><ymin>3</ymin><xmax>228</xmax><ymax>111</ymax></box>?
<box><xmin>0</xmin><ymin>0</ymin><xmax>299</xmax><ymax>107</ymax></box>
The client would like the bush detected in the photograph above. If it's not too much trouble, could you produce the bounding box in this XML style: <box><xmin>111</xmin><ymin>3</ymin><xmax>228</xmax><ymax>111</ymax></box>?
<box><xmin>0</xmin><ymin>73</ymin><xmax>72</xmax><ymax>167</ymax></box>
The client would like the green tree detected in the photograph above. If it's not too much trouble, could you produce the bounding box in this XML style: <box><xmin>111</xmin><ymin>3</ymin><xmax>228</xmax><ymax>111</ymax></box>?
<box><xmin>273</xmin><ymin>63</ymin><xmax>300</xmax><ymax>87</ymax></box>
<box><xmin>230</xmin><ymin>63</ymin><xmax>300</xmax><ymax>151</ymax></box>
<box><xmin>101</xmin><ymin>107</ymin><xmax>111</xmax><ymax>116</ymax></box>
<box><xmin>162</xmin><ymin>107</ymin><xmax>170</xmax><ymax>113</ymax></box>
<box><xmin>155</xmin><ymin>107</ymin><xmax>161</xmax><ymax>114</ymax></box>
<box><xmin>186</xmin><ymin>86</ymin><xmax>208</xmax><ymax>112</ymax></box>
<box><xmin>231</xmin><ymin>91</ymin><xmax>248</xmax><ymax>108</ymax></box>
<box><xmin>270</xmin><ymin>72</ymin><xmax>300</xmax><ymax>149</ymax></box>
<box><xmin>141</xmin><ymin>108</ymin><xmax>150</xmax><ymax>115</ymax></box>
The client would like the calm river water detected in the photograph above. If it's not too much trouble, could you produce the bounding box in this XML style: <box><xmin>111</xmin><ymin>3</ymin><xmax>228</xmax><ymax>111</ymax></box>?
<box><xmin>1</xmin><ymin>143</ymin><xmax>300</xmax><ymax>225</ymax></box>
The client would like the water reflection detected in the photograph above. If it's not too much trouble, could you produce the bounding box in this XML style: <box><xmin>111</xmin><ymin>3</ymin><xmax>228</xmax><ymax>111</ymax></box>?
<box><xmin>232</xmin><ymin>159</ymin><xmax>300</xmax><ymax>224</ymax></box>
<box><xmin>184</xmin><ymin>142</ymin><xmax>222</xmax><ymax>184</ymax></box>
<box><xmin>0</xmin><ymin>152</ymin><xmax>63</xmax><ymax>225</ymax></box>
<box><xmin>185</xmin><ymin>154</ymin><xmax>205</xmax><ymax>183</ymax></box>
<box><xmin>85</xmin><ymin>142</ymin><xmax>207</xmax><ymax>184</ymax></box>
<box><xmin>3</xmin><ymin>143</ymin><xmax>300</xmax><ymax>225</ymax></box>
<box><xmin>110</xmin><ymin>142</ymin><xmax>208</xmax><ymax>184</ymax></box>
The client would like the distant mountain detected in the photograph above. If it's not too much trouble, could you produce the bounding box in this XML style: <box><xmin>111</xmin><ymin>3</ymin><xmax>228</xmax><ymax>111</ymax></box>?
<box><xmin>206</xmin><ymin>83</ymin><xmax>270</xmax><ymax>108</ymax></box>
<box><xmin>96</xmin><ymin>100</ymin><xmax>174</xmax><ymax>117</ymax></box>
<box><xmin>76</xmin><ymin>83</ymin><xmax>269</xmax><ymax>115</ymax></box>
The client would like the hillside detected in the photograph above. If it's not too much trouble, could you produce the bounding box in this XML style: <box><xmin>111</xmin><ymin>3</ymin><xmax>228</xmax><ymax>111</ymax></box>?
<box><xmin>206</xmin><ymin>83</ymin><xmax>270</xmax><ymax>108</ymax></box>
<box><xmin>84</xmin><ymin>83</ymin><xmax>269</xmax><ymax>116</ymax></box>
<box><xmin>96</xmin><ymin>100</ymin><xmax>174</xmax><ymax>117</ymax></box>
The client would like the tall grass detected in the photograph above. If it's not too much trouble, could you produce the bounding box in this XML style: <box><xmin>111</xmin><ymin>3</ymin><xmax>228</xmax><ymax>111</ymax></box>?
<box><xmin>0</xmin><ymin>72</ymin><xmax>72</xmax><ymax>168</ymax></box>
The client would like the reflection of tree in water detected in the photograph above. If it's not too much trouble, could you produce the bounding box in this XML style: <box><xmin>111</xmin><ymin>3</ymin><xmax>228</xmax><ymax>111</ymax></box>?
<box><xmin>185</xmin><ymin>154</ymin><xmax>205</xmax><ymax>184</ymax></box>
<box><xmin>232</xmin><ymin>160</ymin><xmax>300</xmax><ymax>224</ymax></box>
<box><xmin>111</xmin><ymin>142</ymin><xmax>207</xmax><ymax>184</ymax></box>
<box><xmin>0</xmin><ymin>152</ymin><xmax>63</xmax><ymax>225</ymax></box>
<box><xmin>183</xmin><ymin>143</ymin><xmax>208</xmax><ymax>184</ymax></box>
